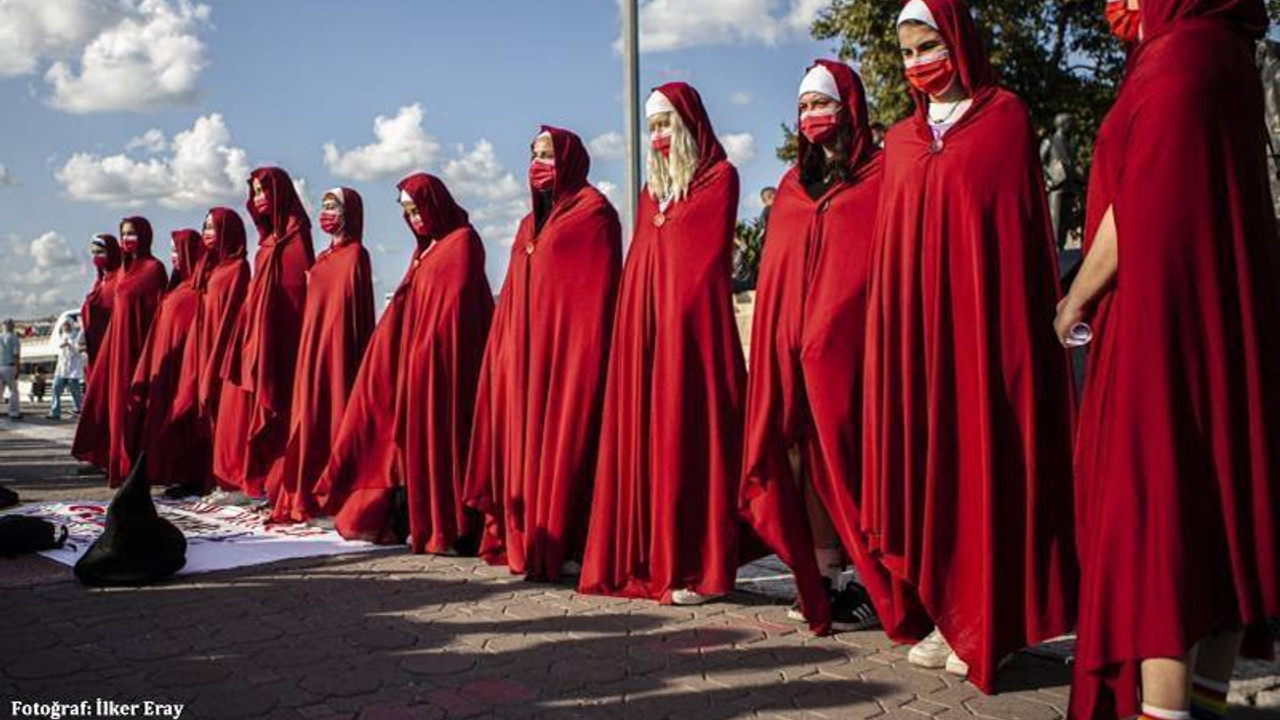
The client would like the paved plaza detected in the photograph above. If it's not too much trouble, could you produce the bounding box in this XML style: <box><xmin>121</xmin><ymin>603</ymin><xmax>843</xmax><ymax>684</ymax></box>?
<box><xmin>1</xmin><ymin>409</ymin><xmax>1277</xmax><ymax>720</ymax></box>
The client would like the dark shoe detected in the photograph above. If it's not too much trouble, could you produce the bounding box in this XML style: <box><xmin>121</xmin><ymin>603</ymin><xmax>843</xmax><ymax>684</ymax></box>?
<box><xmin>0</xmin><ymin>485</ymin><xmax>18</xmax><ymax>509</ymax></box>
<box><xmin>162</xmin><ymin>483</ymin><xmax>203</xmax><ymax>500</ymax></box>
<box><xmin>830</xmin><ymin>580</ymin><xmax>880</xmax><ymax>632</ymax></box>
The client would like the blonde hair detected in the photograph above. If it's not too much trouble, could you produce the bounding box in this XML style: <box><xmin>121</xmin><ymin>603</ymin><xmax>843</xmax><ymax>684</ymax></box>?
<box><xmin>647</xmin><ymin>111</ymin><xmax>699</xmax><ymax>204</ymax></box>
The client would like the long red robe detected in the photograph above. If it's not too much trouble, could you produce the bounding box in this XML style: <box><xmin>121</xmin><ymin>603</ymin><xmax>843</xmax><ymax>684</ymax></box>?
<box><xmin>578</xmin><ymin>82</ymin><xmax>748</xmax><ymax>603</ymax></box>
<box><xmin>465</xmin><ymin>126</ymin><xmax>622</xmax><ymax>582</ymax></box>
<box><xmin>860</xmin><ymin>0</ymin><xmax>1078</xmax><ymax>693</ymax></box>
<box><xmin>1069</xmin><ymin>2</ymin><xmax>1280</xmax><ymax>717</ymax></box>
<box><xmin>741</xmin><ymin>60</ymin><xmax>929</xmax><ymax>638</ymax></box>
<box><xmin>170</xmin><ymin>208</ymin><xmax>250</xmax><ymax>493</ymax></box>
<box><xmin>128</xmin><ymin>229</ymin><xmax>206</xmax><ymax>487</ymax></box>
<box><xmin>81</xmin><ymin>234</ymin><xmax>121</xmax><ymax>370</ymax></box>
<box><xmin>270</xmin><ymin>188</ymin><xmax>376</xmax><ymax>523</ymax></box>
<box><xmin>73</xmin><ymin>217</ymin><xmax>168</xmax><ymax>486</ymax></box>
<box><xmin>215</xmin><ymin>167</ymin><xmax>315</xmax><ymax>497</ymax></box>
<box><xmin>318</xmin><ymin>173</ymin><xmax>494</xmax><ymax>554</ymax></box>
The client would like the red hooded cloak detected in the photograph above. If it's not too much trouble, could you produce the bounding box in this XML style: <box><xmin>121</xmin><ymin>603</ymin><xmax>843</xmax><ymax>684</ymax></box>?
<box><xmin>215</xmin><ymin>167</ymin><xmax>315</xmax><ymax>497</ymax></box>
<box><xmin>73</xmin><ymin>217</ymin><xmax>168</xmax><ymax>485</ymax></box>
<box><xmin>1069</xmin><ymin>1</ymin><xmax>1279</xmax><ymax>717</ymax></box>
<box><xmin>270</xmin><ymin>187</ymin><xmax>376</xmax><ymax>523</ymax></box>
<box><xmin>578</xmin><ymin>82</ymin><xmax>749</xmax><ymax>603</ymax></box>
<box><xmin>318</xmin><ymin>174</ymin><xmax>494</xmax><ymax>554</ymax></box>
<box><xmin>465</xmin><ymin>126</ymin><xmax>623</xmax><ymax>581</ymax></box>
<box><xmin>860</xmin><ymin>0</ymin><xmax>1079</xmax><ymax>692</ymax></box>
<box><xmin>81</xmin><ymin>234</ymin><xmax>121</xmax><ymax>369</ymax></box>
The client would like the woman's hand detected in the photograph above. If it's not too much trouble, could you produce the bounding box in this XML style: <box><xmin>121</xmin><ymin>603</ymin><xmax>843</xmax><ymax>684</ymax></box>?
<box><xmin>1054</xmin><ymin>297</ymin><xmax>1086</xmax><ymax>348</ymax></box>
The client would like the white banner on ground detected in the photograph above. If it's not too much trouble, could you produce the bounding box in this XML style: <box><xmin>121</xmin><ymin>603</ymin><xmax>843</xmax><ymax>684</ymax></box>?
<box><xmin>4</xmin><ymin>500</ymin><xmax>389</xmax><ymax>573</ymax></box>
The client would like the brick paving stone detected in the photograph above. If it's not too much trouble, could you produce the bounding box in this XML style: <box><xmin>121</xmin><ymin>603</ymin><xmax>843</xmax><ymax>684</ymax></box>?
<box><xmin>400</xmin><ymin>651</ymin><xmax>479</xmax><ymax>676</ymax></box>
<box><xmin>966</xmin><ymin>694</ymin><xmax>1064</xmax><ymax>720</ymax></box>
<box><xmin>3</xmin><ymin>649</ymin><xmax>88</xmax><ymax>679</ymax></box>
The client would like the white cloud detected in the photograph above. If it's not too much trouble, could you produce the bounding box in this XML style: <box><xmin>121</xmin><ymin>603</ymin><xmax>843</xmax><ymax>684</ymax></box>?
<box><xmin>588</xmin><ymin>132</ymin><xmax>626</xmax><ymax>161</ymax></box>
<box><xmin>721</xmin><ymin>133</ymin><xmax>757</xmax><ymax>167</ymax></box>
<box><xmin>126</xmin><ymin>128</ymin><xmax>167</xmax><ymax>153</ymax></box>
<box><xmin>30</xmin><ymin>0</ymin><xmax>212</xmax><ymax>113</ymax></box>
<box><xmin>0</xmin><ymin>165</ymin><xmax>16</xmax><ymax>186</ymax></box>
<box><xmin>292</xmin><ymin>177</ymin><xmax>314</xmax><ymax>215</ymax></box>
<box><xmin>596</xmin><ymin>180</ymin><xmax>619</xmax><ymax>204</ymax></box>
<box><xmin>323</xmin><ymin>104</ymin><xmax>440</xmax><ymax>182</ymax></box>
<box><xmin>629</xmin><ymin>0</ymin><xmax>823</xmax><ymax>53</ymax></box>
<box><xmin>0</xmin><ymin>231</ymin><xmax>85</xmax><ymax>318</ymax></box>
<box><xmin>441</xmin><ymin>140</ymin><xmax>527</xmax><ymax>245</ymax></box>
<box><xmin>56</xmin><ymin>113</ymin><xmax>250</xmax><ymax>209</ymax></box>
<box><xmin>730</xmin><ymin>91</ymin><xmax>753</xmax><ymax>106</ymax></box>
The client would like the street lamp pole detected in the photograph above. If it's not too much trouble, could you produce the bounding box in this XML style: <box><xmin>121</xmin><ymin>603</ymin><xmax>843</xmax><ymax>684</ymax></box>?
<box><xmin>622</xmin><ymin>0</ymin><xmax>641</xmax><ymax>240</ymax></box>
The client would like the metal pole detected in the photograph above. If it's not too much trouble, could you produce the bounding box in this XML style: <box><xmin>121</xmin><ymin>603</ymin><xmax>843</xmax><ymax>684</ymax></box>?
<box><xmin>622</xmin><ymin>0</ymin><xmax>641</xmax><ymax>240</ymax></box>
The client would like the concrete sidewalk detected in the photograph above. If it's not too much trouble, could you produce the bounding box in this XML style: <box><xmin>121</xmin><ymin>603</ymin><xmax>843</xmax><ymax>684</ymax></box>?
<box><xmin>1</xmin><ymin>409</ymin><xmax>1277</xmax><ymax>720</ymax></box>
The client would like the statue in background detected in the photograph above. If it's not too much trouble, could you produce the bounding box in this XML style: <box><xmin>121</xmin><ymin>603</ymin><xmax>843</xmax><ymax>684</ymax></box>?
<box><xmin>1041</xmin><ymin>113</ymin><xmax>1082</xmax><ymax>250</ymax></box>
<box><xmin>1258</xmin><ymin>40</ymin><xmax>1280</xmax><ymax>218</ymax></box>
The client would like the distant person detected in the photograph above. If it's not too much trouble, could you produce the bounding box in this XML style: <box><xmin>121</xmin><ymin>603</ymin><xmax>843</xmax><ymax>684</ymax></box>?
<box><xmin>0</xmin><ymin>319</ymin><xmax>21</xmax><ymax>419</ymax></box>
<box><xmin>871</xmin><ymin>122</ymin><xmax>887</xmax><ymax>148</ymax></box>
<box><xmin>29</xmin><ymin>369</ymin><xmax>47</xmax><ymax>404</ymax></box>
<box><xmin>50</xmin><ymin>319</ymin><xmax>84</xmax><ymax>420</ymax></box>
<box><xmin>760</xmin><ymin>186</ymin><xmax>777</xmax><ymax>224</ymax></box>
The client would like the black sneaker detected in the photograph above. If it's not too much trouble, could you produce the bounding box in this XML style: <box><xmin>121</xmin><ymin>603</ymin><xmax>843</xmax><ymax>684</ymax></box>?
<box><xmin>0</xmin><ymin>485</ymin><xmax>18</xmax><ymax>509</ymax></box>
<box><xmin>785</xmin><ymin>577</ymin><xmax>841</xmax><ymax>624</ymax></box>
<box><xmin>831</xmin><ymin>580</ymin><xmax>880</xmax><ymax>632</ymax></box>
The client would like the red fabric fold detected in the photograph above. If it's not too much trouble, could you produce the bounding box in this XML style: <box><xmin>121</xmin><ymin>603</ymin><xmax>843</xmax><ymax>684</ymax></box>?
<box><xmin>860</xmin><ymin>0</ymin><xmax>1078</xmax><ymax>693</ymax></box>
<box><xmin>271</xmin><ymin>187</ymin><xmax>376</xmax><ymax>523</ymax></box>
<box><xmin>578</xmin><ymin>82</ymin><xmax>752</xmax><ymax>603</ymax></box>
<box><xmin>740</xmin><ymin>60</ymin><xmax>930</xmax><ymax>638</ymax></box>
<box><xmin>127</xmin><ymin>229</ymin><xmax>207</xmax><ymax>488</ymax></box>
<box><xmin>72</xmin><ymin>217</ymin><xmax>168</xmax><ymax>485</ymax></box>
<box><xmin>464</xmin><ymin>126</ymin><xmax>623</xmax><ymax>581</ymax></box>
<box><xmin>318</xmin><ymin>173</ymin><xmax>494</xmax><ymax>554</ymax></box>
<box><xmin>215</xmin><ymin>167</ymin><xmax>315</xmax><ymax>497</ymax></box>
<box><xmin>1069</xmin><ymin>2</ymin><xmax>1280</xmax><ymax>717</ymax></box>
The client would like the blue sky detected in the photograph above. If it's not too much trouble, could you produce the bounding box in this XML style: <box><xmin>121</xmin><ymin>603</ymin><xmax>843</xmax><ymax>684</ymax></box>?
<box><xmin>0</xmin><ymin>0</ymin><xmax>836</xmax><ymax>318</ymax></box>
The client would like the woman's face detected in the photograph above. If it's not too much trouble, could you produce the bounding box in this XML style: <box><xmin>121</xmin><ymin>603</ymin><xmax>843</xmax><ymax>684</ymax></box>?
<box><xmin>648</xmin><ymin>112</ymin><xmax>673</xmax><ymax>135</ymax></box>
<box><xmin>531</xmin><ymin>135</ymin><xmax>555</xmax><ymax>162</ymax></box>
<box><xmin>321</xmin><ymin>194</ymin><xmax>341</xmax><ymax>213</ymax></box>
<box><xmin>898</xmin><ymin>23</ymin><xmax>947</xmax><ymax>64</ymax></box>
<box><xmin>90</xmin><ymin>243</ymin><xmax>107</xmax><ymax>259</ymax></box>
<box><xmin>251</xmin><ymin>177</ymin><xmax>265</xmax><ymax>200</ymax></box>
<box><xmin>798</xmin><ymin>92</ymin><xmax>839</xmax><ymax>117</ymax></box>
<box><xmin>402</xmin><ymin>200</ymin><xmax>422</xmax><ymax>226</ymax></box>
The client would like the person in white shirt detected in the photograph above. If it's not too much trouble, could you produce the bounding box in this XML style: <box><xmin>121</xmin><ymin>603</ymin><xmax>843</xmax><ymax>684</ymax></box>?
<box><xmin>50</xmin><ymin>319</ymin><xmax>84</xmax><ymax>420</ymax></box>
<box><xmin>0</xmin><ymin>319</ymin><xmax>20</xmax><ymax>419</ymax></box>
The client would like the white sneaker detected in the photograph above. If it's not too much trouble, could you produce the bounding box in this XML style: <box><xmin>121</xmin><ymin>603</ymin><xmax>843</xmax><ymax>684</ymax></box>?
<box><xmin>670</xmin><ymin>589</ymin><xmax>723</xmax><ymax>606</ymax></box>
<box><xmin>908</xmin><ymin>629</ymin><xmax>953</xmax><ymax>669</ymax></box>
<box><xmin>208</xmin><ymin>489</ymin><xmax>253</xmax><ymax>507</ymax></box>
<box><xmin>308</xmin><ymin>517</ymin><xmax>336</xmax><ymax>530</ymax></box>
<box><xmin>945</xmin><ymin>652</ymin><xmax>969</xmax><ymax>676</ymax></box>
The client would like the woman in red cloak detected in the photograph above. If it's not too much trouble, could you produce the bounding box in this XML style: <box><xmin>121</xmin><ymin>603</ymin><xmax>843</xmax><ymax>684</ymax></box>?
<box><xmin>270</xmin><ymin>187</ymin><xmax>375</xmax><ymax>524</ymax></box>
<box><xmin>578</xmin><ymin>82</ymin><xmax>747</xmax><ymax>606</ymax></box>
<box><xmin>81</xmin><ymin>234</ymin><xmax>122</xmax><ymax>370</ymax></box>
<box><xmin>465</xmin><ymin>126</ymin><xmax>622</xmax><ymax>582</ymax></box>
<box><xmin>740</xmin><ymin>60</ymin><xmax>928</xmax><ymax>638</ymax></box>
<box><xmin>169</xmin><ymin>208</ymin><xmax>250</xmax><ymax>496</ymax></box>
<box><xmin>213</xmin><ymin>167</ymin><xmax>314</xmax><ymax>500</ymax></box>
<box><xmin>1059</xmin><ymin>1</ymin><xmax>1279</xmax><ymax>718</ymax></box>
<box><xmin>860</xmin><ymin>0</ymin><xmax>1078</xmax><ymax>691</ymax></box>
<box><xmin>127</xmin><ymin>229</ymin><xmax>206</xmax><ymax>490</ymax></box>
<box><xmin>72</xmin><ymin>217</ymin><xmax>168</xmax><ymax>485</ymax></box>
<box><xmin>317</xmin><ymin>173</ymin><xmax>493</xmax><ymax>554</ymax></box>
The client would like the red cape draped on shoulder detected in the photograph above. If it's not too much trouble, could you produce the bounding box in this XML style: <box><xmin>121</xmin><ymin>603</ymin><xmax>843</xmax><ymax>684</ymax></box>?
<box><xmin>271</xmin><ymin>187</ymin><xmax>376</xmax><ymax>523</ymax></box>
<box><xmin>81</xmin><ymin>234</ymin><xmax>121</xmax><ymax>369</ymax></box>
<box><xmin>860</xmin><ymin>0</ymin><xmax>1078</xmax><ymax>693</ymax></box>
<box><xmin>1069</xmin><ymin>2</ymin><xmax>1279</xmax><ymax>717</ymax></box>
<box><xmin>128</xmin><ymin>229</ymin><xmax>206</xmax><ymax>487</ymax></box>
<box><xmin>464</xmin><ymin>126</ymin><xmax>622</xmax><ymax>581</ymax></box>
<box><xmin>216</xmin><ymin>167</ymin><xmax>315</xmax><ymax>496</ymax></box>
<box><xmin>578</xmin><ymin>82</ymin><xmax>752</xmax><ymax>603</ymax></box>
<box><xmin>318</xmin><ymin>174</ymin><xmax>494</xmax><ymax>554</ymax></box>
<box><xmin>73</xmin><ymin>217</ymin><xmax>168</xmax><ymax>485</ymax></box>
<box><xmin>741</xmin><ymin>59</ymin><xmax>930</xmax><ymax>638</ymax></box>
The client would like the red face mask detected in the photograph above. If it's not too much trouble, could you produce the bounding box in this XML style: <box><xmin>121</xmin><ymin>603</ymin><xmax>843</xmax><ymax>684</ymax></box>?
<box><xmin>800</xmin><ymin>112</ymin><xmax>840</xmax><ymax>146</ymax></box>
<box><xmin>202</xmin><ymin>229</ymin><xmax>217</xmax><ymax>249</ymax></box>
<box><xmin>409</xmin><ymin>212</ymin><xmax>428</xmax><ymax>236</ymax></box>
<box><xmin>253</xmin><ymin>194</ymin><xmax>270</xmax><ymax>214</ymax></box>
<box><xmin>529</xmin><ymin>160</ymin><xmax>556</xmax><ymax>191</ymax></box>
<box><xmin>905</xmin><ymin>50</ymin><xmax>957</xmax><ymax>98</ymax></box>
<box><xmin>120</xmin><ymin>234</ymin><xmax>140</xmax><ymax>255</ymax></box>
<box><xmin>1105</xmin><ymin>1</ymin><xmax>1141</xmax><ymax>44</ymax></box>
<box><xmin>319</xmin><ymin>209</ymin><xmax>343</xmax><ymax>235</ymax></box>
<box><xmin>92</xmin><ymin>255</ymin><xmax>109</xmax><ymax>270</ymax></box>
<box><xmin>651</xmin><ymin>133</ymin><xmax>672</xmax><ymax>158</ymax></box>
